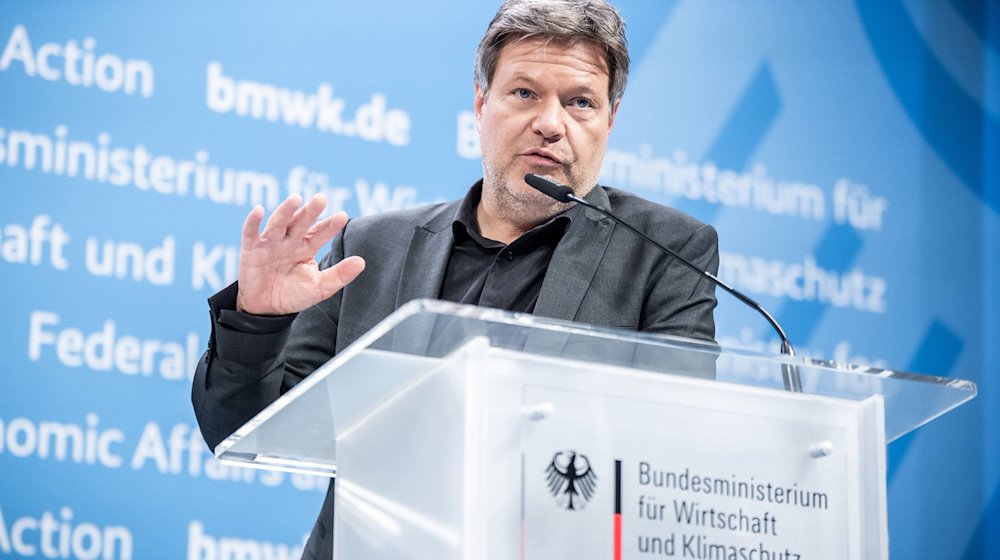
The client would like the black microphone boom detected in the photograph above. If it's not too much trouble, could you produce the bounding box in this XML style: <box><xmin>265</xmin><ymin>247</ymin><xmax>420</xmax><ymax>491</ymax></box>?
<box><xmin>525</xmin><ymin>173</ymin><xmax>574</xmax><ymax>202</ymax></box>
<box><xmin>524</xmin><ymin>173</ymin><xmax>801</xmax><ymax>392</ymax></box>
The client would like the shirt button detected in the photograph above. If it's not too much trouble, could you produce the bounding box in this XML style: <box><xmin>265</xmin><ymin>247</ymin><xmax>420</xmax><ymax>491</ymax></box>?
<box><xmin>504</xmin><ymin>251</ymin><xmax>514</xmax><ymax>261</ymax></box>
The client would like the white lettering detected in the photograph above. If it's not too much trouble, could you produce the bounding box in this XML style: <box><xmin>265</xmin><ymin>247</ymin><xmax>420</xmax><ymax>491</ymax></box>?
<box><xmin>5</xmin><ymin>418</ymin><xmax>38</xmax><ymax>457</ymax></box>
<box><xmin>0</xmin><ymin>416</ymin><xmax>321</xmax><ymax>493</ymax></box>
<box><xmin>131</xmin><ymin>422</ymin><xmax>215</xmax><ymax>478</ymax></box>
<box><xmin>833</xmin><ymin>178</ymin><xmax>888</xmax><ymax>231</ymax></box>
<box><xmin>130</xmin><ymin>422</ymin><xmax>169</xmax><ymax>473</ymax></box>
<box><xmin>0</xmin><ymin>214</ymin><xmax>68</xmax><ymax>270</ymax></box>
<box><xmin>0</xmin><ymin>506</ymin><xmax>133</xmax><ymax>559</ymax></box>
<box><xmin>27</xmin><ymin>311</ymin><xmax>199</xmax><ymax>380</ymax></box>
<box><xmin>187</xmin><ymin>521</ymin><xmax>305</xmax><ymax>560</ymax></box>
<box><xmin>12</xmin><ymin>515</ymin><xmax>38</xmax><ymax>555</ymax></box>
<box><xmin>602</xmin><ymin>146</ymin><xmax>842</xmax><ymax>223</ymax></box>
<box><xmin>206</xmin><ymin>62</ymin><xmax>410</xmax><ymax>146</ymax></box>
<box><xmin>0</xmin><ymin>125</ymin><xmax>280</xmax><ymax>209</ymax></box>
<box><xmin>719</xmin><ymin>252</ymin><xmax>888</xmax><ymax>313</ymax></box>
<box><xmin>0</xmin><ymin>25</ymin><xmax>36</xmax><ymax>75</ymax></box>
<box><xmin>191</xmin><ymin>243</ymin><xmax>239</xmax><ymax>292</ymax></box>
<box><xmin>283</xmin><ymin>166</ymin><xmax>351</xmax><ymax>219</ymax></box>
<box><xmin>28</xmin><ymin>311</ymin><xmax>58</xmax><ymax>361</ymax></box>
<box><xmin>0</xmin><ymin>25</ymin><xmax>153</xmax><ymax>97</ymax></box>
<box><xmin>355</xmin><ymin>180</ymin><xmax>420</xmax><ymax>216</ymax></box>
<box><xmin>0</xmin><ymin>414</ymin><xmax>124</xmax><ymax>468</ymax></box>
<box><xmin>83</xmin><ymin>236</ymin><xmax>175</xmax><ymax>286</ymax></box>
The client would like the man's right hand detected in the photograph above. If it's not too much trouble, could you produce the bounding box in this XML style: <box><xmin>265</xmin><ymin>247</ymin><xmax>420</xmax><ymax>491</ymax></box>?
<box><xmin>236</xmin><ymin>193</ymin><xmax>366</xmax><ymax>316</ymax></box>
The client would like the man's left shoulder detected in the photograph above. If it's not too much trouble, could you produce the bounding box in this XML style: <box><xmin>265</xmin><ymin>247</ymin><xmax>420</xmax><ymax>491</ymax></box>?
<box><xmin>600</xmin><ymin>186</ymin><xmax>711</xmax><ymax>233</ymax></box>
<box><xmin>346</xmin><ymin>201</ymin><xmax>456</xmax><ymax>235</ymax></box>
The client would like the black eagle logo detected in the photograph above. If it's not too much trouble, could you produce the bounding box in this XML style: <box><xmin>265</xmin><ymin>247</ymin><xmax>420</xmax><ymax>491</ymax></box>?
<box><xmin>545</xmin><ymin>451</ymin><xmax>597</xmax><ymax>510</ymax></box>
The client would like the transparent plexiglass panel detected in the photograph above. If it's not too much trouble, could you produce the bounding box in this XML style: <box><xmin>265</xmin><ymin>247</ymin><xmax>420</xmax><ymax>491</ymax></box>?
<box><xmin>215</xmin><ymin>299</ymin><xmax>976</xmax><ymax>477</ymax></box>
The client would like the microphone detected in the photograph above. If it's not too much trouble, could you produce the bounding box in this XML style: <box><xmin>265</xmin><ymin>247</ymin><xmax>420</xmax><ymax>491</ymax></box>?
<box><xmin>525</xmin><ymin>174</ymin><xmax>575</xmax><ymax>202</ymax></box>
<box><xmin>525</xmin><ymin>173</ymin><xmax>801</xmax><ymax>392</ymax></box>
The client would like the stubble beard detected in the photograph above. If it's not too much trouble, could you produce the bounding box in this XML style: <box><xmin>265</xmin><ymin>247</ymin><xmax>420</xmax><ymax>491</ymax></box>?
<box><xmin>481</xmin><ymin>164</ymin><xmax>575</xmax><ymax>232</ymax></box>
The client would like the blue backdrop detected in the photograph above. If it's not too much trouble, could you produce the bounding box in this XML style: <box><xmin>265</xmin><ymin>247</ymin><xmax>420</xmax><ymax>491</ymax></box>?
<box><xmin>1</xmin><ymin>1</ymin><xmax>997</xmax><ymax>558</ymax></box>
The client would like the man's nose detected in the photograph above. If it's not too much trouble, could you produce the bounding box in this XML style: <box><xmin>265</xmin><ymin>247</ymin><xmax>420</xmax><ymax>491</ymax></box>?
<box><xmin>531</xmin><ymin>98</ymin><xmax>566</xmax><ymax>142</ymax></box>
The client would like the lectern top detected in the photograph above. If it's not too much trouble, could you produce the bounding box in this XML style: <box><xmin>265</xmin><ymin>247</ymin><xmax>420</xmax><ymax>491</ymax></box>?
<box><xmin>215</xmin><ymin>299</ymin><xmax>976</xmax><ymax>476</ymax></box>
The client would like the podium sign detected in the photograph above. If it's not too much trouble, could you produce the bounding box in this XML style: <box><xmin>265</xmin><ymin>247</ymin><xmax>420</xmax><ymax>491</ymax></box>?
<box><xmin>214</xmin><ymin>300</ymin><xmax>976</xmax><ymax>560</ymax></box>
<box><xmin>519</xmin><ymin>359</ymin><xmax>882</xmax><ymax>559</ymax></box>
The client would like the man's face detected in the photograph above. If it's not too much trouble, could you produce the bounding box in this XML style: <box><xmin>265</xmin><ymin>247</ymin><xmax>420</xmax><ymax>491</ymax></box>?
<box><xmin>475</xmin><ymin>37</ymin><xmax>618</xmax><ymax>229</ymax></box>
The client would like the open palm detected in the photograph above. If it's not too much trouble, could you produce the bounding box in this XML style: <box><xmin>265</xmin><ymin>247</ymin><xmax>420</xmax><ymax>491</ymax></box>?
<box><xmin>236</xmin><ymin>193</ymin><xmax>366</xmax><ymax>316</ymax></box>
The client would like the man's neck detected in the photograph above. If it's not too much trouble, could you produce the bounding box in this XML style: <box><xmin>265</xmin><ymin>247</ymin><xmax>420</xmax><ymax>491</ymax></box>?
<box><xmin>475</xmin><ymin>202</ymin><xmax>532</xmax><ymax>244</ymax></box>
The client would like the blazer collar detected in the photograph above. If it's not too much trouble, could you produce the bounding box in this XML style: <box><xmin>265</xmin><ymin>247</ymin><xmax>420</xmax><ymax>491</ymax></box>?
<box><xmin>393</xmin><ymin>183</ymin><xmax>615</xmax><ymax>322</ymax></box>
<box><xmin>533</xmin><ymin>186</ymin><xmax>614</xmax><ymax>321</ymax></box>
<box><xmin>394</xmin><ymin>198</ymin><xmax>461</xmax><ymax>308</ymax></box>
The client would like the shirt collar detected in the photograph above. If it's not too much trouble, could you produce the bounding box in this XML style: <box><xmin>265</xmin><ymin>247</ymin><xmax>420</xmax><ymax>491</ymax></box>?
<box><xmin>452</xmin><ymin>180</ymin><xmax>582</xmax><ymax>248</ymax></box>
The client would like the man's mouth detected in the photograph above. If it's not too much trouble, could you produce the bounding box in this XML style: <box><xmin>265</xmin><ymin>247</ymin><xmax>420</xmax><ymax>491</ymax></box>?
<box><xmin>521</xmin><ymin>149</ymin><xmax>563</xmax><ymax>166</ymax></box>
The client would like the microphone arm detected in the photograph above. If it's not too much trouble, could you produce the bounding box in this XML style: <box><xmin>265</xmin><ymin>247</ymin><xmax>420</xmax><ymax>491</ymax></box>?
<box><xmin>524</xmin><ymin>173</ymin><xmax>802</xmax><ymax>392</ymax></box>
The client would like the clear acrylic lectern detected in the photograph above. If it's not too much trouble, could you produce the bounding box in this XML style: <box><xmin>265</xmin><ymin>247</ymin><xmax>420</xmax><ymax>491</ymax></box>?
<box><xmin>215</xmin><ymin>300</ymin><xmax>976</xmax><ymax>560</ymax></box>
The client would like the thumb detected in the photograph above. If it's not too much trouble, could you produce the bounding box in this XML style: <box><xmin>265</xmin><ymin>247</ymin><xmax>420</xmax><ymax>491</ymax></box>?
<box><xmin>318</xmin><ymin>256</ymin><xmax>366</xmax><ymax>298</ymax></box>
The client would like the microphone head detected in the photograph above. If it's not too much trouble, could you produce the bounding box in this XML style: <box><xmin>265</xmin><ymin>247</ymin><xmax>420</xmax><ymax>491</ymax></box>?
<box><xmin>524</xmin><ymin>174</ymin><xmax>574</xmax><ymax>203</ymax></box>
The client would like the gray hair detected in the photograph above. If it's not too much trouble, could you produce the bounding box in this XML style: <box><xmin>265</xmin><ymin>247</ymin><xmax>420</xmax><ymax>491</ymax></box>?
<box><xmin>474</xmin><ymin>0</ymin><xmax>630</xmax><ymax>104</ymax></box>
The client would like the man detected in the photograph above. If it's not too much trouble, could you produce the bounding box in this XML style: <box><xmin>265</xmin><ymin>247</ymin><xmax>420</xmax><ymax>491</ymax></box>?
<box><xmin>192</xmin><ymin>0</ymin><xmax>719</xmax><ymax>557</ymax></box>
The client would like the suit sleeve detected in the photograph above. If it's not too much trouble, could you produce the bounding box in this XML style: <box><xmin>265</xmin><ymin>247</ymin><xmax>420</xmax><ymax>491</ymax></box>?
<box><xmin>191</xmin><ymin>234</ymin><xmax>347</xmax><ymax>450</ymax></box>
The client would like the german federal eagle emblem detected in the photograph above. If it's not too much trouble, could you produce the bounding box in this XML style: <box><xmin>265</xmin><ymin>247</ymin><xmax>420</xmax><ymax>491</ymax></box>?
<box><xmin>545</xmin><ymin>450</ymin><xmax>597</xmax><ymax>510</ymax></box>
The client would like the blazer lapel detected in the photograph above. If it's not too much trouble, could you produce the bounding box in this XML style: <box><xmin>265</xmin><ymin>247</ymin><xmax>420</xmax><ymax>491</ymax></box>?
<box><xmin>534</xmin><ymin>187</ymin><xmax>615</xmax><ymax>322</ymax></box>
<box><xmin>394</xmin><ymin>203</ymin><xmax>458</xmax><ymax>308</ymax></box>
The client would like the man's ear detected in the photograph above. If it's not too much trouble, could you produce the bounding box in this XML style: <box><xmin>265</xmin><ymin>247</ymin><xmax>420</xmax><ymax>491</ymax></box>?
<box><xmin>474</xmin><ymin>83</ymin><xmax>486</xmax><ymax>131</ymax></box>
<box><xmin>608</xmin><ymin>99</ymin><xmax>620</xmax><ymax>133</ymax></box>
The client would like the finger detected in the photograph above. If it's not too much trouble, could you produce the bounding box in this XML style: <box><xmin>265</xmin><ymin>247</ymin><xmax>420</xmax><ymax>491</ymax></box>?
<box><xmin>317</xmin><ymin>255</ymin><xmax>366</xmax><ymax>299</ymax></box>
<box><xmin>260</xmin><ymin>193</ymin><xmax>303</xmax><ymax>241</ymax></box>
<box><xmin>241</xmin><ymin>205</ymin><xmax>265</xmax><ymax>250</ymax></box>
<box><xmin>304</xmin><ymin>212</ymin><xmax>350</xmax><ymax>253</ymax></box>
<box><xmin>286</xmin><ymin>193</ymin><xmax>328</xmax><ymax>240</ymax></box>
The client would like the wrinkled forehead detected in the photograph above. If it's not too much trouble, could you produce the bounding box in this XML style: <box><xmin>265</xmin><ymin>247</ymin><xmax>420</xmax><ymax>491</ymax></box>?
<box><xmin>493</xmin><ymin>35</ymin><xmax>611</xmax><ymax>86</ymax></box>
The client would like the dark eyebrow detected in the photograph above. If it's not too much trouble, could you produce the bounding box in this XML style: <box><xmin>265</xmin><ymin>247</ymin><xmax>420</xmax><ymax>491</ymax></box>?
<box><xmin>506</xmin><ymin>74</ymin><xmax>602</xmax><ymax>99</ymax></box>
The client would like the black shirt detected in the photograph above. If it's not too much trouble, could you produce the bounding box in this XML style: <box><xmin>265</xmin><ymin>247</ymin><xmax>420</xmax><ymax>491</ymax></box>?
<box><xmin>439</xmin><ymin>183</ymin><xmax>575</xmax><ymax>313</ymax></box>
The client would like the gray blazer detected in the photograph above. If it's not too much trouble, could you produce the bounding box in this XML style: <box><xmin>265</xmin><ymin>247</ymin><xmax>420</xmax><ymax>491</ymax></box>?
<box><xmin>192</xmin><ymin>184</ymin><xmax>718</xmax><ymax>559</ymax></box>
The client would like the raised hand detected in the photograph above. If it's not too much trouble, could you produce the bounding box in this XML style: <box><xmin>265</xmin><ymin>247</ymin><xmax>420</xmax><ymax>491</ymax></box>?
<box><xmin>236</xmin><ymin>193</ymin><xmax>366</xmax><ymax>315</ymax></box>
